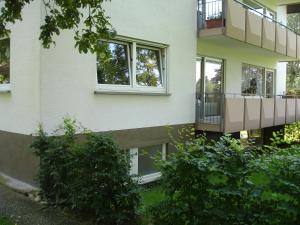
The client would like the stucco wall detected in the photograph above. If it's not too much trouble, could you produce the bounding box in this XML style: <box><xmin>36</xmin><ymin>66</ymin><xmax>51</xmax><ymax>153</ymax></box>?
<box><xmin>0</xmin><ymin>0</ymin><xmax>41</xmax><ymax>135</ymax></box>
<box><xmin>39</xmin><ymin>0</ymin><xmax>198</xmax><ymax>133</ymax></box>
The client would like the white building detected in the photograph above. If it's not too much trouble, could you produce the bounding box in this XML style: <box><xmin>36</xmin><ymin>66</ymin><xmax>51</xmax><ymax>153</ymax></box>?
<box><xmin>0</xmin><ymin>0</ymin><xmax>299</xmax><ymax>185</ymax></box>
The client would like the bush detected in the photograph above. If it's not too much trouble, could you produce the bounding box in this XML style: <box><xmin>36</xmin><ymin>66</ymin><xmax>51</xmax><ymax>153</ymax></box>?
<box><xmin>271</xmin><ymin>121</ymin><xmax>300</xmax><ymax>147</ymax></box>
<box><xmin>246</xmin><ymin>148</ymin><xmax>300</xmax><ymax>224</ymax></box>
<box><xmin>149</xmin><ymin>135</ymin><xmax>300</xmax><ymax>225</ymax></box>
<box><xmin>31</xmin><ymin>118</ymin><xmax>141</xmax><ymax>225</ymax></box>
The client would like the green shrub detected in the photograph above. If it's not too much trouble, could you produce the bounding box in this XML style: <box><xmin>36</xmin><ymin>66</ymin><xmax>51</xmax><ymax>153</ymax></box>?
<box><xmin>149</xmin><ymin>135</ymin><xmax>300</xmax><ymax>225</ymax></box>
<box><xmin>271</xmin><ymin>121</ymin><xmax>300</xmax><ymax>147</ymax></box>
<box><xmin>246</xmin><ymin>148</ymin><xmax>300</xmax><ymax>225</ymax></box>
<box><xmin>31</xmin><ymin>118</ymin><xmax>141</xmax><ymax>225</ymax></box>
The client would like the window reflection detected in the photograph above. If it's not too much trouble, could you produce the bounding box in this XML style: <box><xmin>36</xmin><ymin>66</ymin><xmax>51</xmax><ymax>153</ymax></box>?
<box><xmin>0</xmin><ymin>38</ymin><xmax>10</xmax><ymax>84</ymax></box>
<box><xmin>136</xmin><ymin>47</ymin><xmax>162</xmax><ymax>87</ymax></box>
<box><xmin>242</xmin><ymin>64</ymin><xmax>264</xmax><ymax>96</ymax></box>
<box><xmin>241</xmin><ymin>0</ymin><xmax>276</xmax><ymax>20</ymax></box>
<box><xmin>204</xmin><ymin>58</ymin><xmax>223</xmax><ymax>94</ymax></box>
<box><xmin>265</xmin><ymin>70</ymin><xmax>274</xmax><ymax>97</ymax></box>
<box><xmin>97</xmin><ymin>41</ymin><xmax>130</xmax><ymax>85</ymax></box>
<box><xmin>138</xmin><ymin>145</ymin><xmax>162</xmax><ymax>176</ymax></box>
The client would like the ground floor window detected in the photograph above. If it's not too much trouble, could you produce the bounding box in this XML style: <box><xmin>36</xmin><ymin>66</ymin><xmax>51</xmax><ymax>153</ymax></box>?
<box><xmin>242</xmin><ymin>64</ymin><xmax>275</xmax><ymax>97</ymax></box>
<box><xmin>129</xmin><ymin>144</ymin><xmax>167</xmax><ymax>184</ymax></box>
<box><xmin>96</xmin><ymin>37</ymin><xmax>168</xmax><ymax>93</ymax></box>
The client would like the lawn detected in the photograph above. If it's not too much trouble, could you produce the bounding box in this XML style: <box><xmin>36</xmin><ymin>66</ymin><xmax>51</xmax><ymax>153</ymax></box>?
<box><xmin>141</xmin><ymin>185</ymin><xmax>165</xmax><ymax>209</ymax></box>
<box><xmin>140</xmin><ymin>185</ymin><xmax>165</xmax><ymax>225</ymax></box>
<box><xmin>0</xmin><ymin>217</ymin><xmax>14</xmax><ymax>225</ymax></box>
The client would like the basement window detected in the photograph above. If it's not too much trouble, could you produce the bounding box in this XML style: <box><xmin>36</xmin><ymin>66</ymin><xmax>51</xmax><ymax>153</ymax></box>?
<box><xmin>0</xmin><ymin>37</ymin><xmax>10</xmax><ymax>91</ymax></box>
<box><xmin>96</xmin><ymin>37</ymin><xmax>168</xmax><ymax>94</ymax></box>
<box><xmin>129</xmin><ymin>144</ymin><xmax>167</xmax><ymax>184</ymax></box>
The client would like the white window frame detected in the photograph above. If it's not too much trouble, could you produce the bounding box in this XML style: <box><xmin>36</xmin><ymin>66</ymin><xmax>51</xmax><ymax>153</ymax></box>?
<box><xmin>129</xmin><ymin>144</ymin><xmax>167</xmax><ymax>184</ymax></box>
<box><xmin>0</xmin><ymin>36</ymin><xmax>10</xmax><ymax>92</ymax></box>
<box><xmin>95</xmin><ymin>37</ymin><xmax>168</xmax><ymax>95</ymax></box>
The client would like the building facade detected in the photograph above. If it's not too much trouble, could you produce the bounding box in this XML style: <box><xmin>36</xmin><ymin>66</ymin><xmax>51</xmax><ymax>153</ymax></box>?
<box><xmin>0</xmin><ymin>0</ymin><xmax>299</xmax><ymax>185</ymax></box>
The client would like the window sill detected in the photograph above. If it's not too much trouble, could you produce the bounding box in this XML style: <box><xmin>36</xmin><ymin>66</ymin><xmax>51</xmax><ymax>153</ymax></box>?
<box><xmin>134</xmin><ymin>172</ymin><xmax>161</xmax><ymax>184</ymax></box>
<box><xmin>0</xmin><ymin>85</ymin><xmax>11</xmax><ymax>93</ymax></box>
<box><xmin>94</xmin><ymin>89</ymin><xmax>171</xmax><ymax>96</ymax></box>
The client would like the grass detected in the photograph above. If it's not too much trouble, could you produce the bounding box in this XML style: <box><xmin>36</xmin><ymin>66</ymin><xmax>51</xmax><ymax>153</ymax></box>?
<box><xmin>141</xmin><ymin>185</ymin><xmax>165</xmax><ymax>209</ymax></box>
<box><xmin>0</xmin><ymin>217</ymin><xmax>14</xmax><ymax>225</ymax></box>
<box><xmin>140</xmin><ymin>184</ymin><xmax>165</xmax><ymax>225</ymax></box>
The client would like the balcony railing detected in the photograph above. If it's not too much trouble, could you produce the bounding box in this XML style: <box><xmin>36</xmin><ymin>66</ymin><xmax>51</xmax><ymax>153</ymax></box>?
<box><xmin>196</xmin><ymin>93</ymin><xmax>300</xmax><ymax>133</ymax></box>
<box><xmin>197</xmin><ymin>0</ymin><xmax>300</xmax><ymax>59</ymax></box>
<box><xmin>198</xmin><ymin>0</ymin><xmax>225</xmax><ymax>30</ymax></box>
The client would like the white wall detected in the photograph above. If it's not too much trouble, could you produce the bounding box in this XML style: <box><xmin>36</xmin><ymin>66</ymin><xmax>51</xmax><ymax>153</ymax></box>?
<box><xmin>39</xmin><ymin>0</ymin><xmax>198</xmax><ymax>133</ymax></box>
<box><xmin>276</xmin><ymin>62</ymin><xmax>287</xmax><ymax>95</ymax></box>
<box><xmin>0</xmin><ymin>0</ymin><xmax>41</xmax><ymax>134</ymax></box>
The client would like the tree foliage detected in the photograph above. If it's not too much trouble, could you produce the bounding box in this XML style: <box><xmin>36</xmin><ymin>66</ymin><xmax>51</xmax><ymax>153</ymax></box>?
<box><xmin>0</xmin><ymin>0</ymin><xmax>115</xmax><ymax>54</ymax></box>
<box><xmin>287</xmin><ymin>13</ymin><xmax>300</xmax><ymax>94</ymax></box>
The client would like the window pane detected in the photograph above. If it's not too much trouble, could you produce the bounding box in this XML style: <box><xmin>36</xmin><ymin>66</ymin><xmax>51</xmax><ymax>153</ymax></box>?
<box><xmin>204</xmin><ymin>58</ymin><xmax>223</xmax><ymax>93</ymax></box>
<box><xmin>196</xmin><ymin>58</ymin><xmax>202</xmax><ymax>98</ymax></box>
<box><xmin>97</xmin><ymin>41</ymin><xmax>130</xmax><ymax>85</ymax></box>
<box><xmin>266</xmin><ymin>70</ymin><xmax>274</xmax><ymax>97</ymax></box>
<box><xmin>138</xmin><ymin>145</ymin><xmax>162</xmax><ymax>176</ymax></box>
<box><xmin>0</xmin><ymin>38</ymin><xmax>10</xmax><ymax>84</ymax></box>
<box><xmin>136</xmin><ymin>47</ymin><xmax>163</xmax><ymax>87</ymax></box>
<box><xmin>242</xmin><ymin>64</ymin><xmax>264</xmax><ymax>96</ymax></box>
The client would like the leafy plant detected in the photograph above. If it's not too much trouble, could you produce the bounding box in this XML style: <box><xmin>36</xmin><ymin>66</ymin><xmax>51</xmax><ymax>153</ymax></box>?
<box><xmin>270</xmin><ymin>121</ymin><xmax>300</xmax><ymax>147</ymax></box>
<box><xmin>149</xmin><ymin>134</ymin><xmax>300</xmax><ymax>225</ymax></box>
<box><xmin>207</xmin><ymin>12</ymin><xmax>223</xmax><ymax>20</ymax></box>
<box><xmin>31</xmin><ymin>118</ymin><xmax>141</xmax><ymax>225</ymax></box>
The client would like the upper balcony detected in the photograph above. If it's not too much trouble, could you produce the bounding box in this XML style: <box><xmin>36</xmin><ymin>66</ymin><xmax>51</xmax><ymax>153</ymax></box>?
<box><xmin>197</xmin><ymin>0</ymin><xmax>300</xmax><ymax>61</ymax></box>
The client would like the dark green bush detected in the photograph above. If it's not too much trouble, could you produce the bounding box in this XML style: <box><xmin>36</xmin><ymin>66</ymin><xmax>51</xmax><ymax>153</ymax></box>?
<box><xmin>31</xmin><ymin>118</ymin><xmax>141</xmax><ymax>225</ymax></box>
<box><xmin>149</xmin><ymin>135</ymin><xmax>300</xmax><ymax>225</ymax></box>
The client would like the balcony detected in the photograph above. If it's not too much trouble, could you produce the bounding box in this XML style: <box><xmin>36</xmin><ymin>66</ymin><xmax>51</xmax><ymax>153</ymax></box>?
<box><xmin>196</xmin><ymin>93</ymin><xmax>300</xmax><ymax>133</ymax></box>
<box><xmin>197</xmin><ymin>0</ymin><xmax>300</xmax><ymax>60</ymax></box>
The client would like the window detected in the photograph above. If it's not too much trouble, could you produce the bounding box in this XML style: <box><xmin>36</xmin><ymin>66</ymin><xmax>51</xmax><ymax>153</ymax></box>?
<box><xmin>0</xmin><ymin>38</ymin><xmax>10</xmax><ymax>86</ymax></box>
<box><xmin>242</xmin><ymin>64</ymin><xmax>264</xmax><ymax>96</ymax></box>
<box><xmin>136</xmin><ymin>46</ymin><xmax>163</xmax><ymax>87</ymax></box>
<box><xmin>129</xmin><ymin>144</ymin><xmax>167</xmax><ymax>184</ymax></box>
<box><xmin>265</xmin><ymin>70</ymin><xmax>274</xmax><ymax>97</ymax></box>
<box><xmin>96</xmin><ymin>38</ymin><xmax>167</xmax><ymax>94</ymax></box>
<box><xmin>241</xmin><ymin>0</ymin><xmax>276</xmax><ymax>20</ymax></box>
<box><xmin>97</xmin><ymin>41</ymin><xmax>131</xmax><ymax>85</ymax></box>
<box><xmin>242</xmin><ymin>64</ymin><xmax>275</xmax><ymax>97</ymax></box>
<box><xmin>196</xmin><ymin>57</ymin><xmax>224</xmax><ymax>122</ymax></box>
